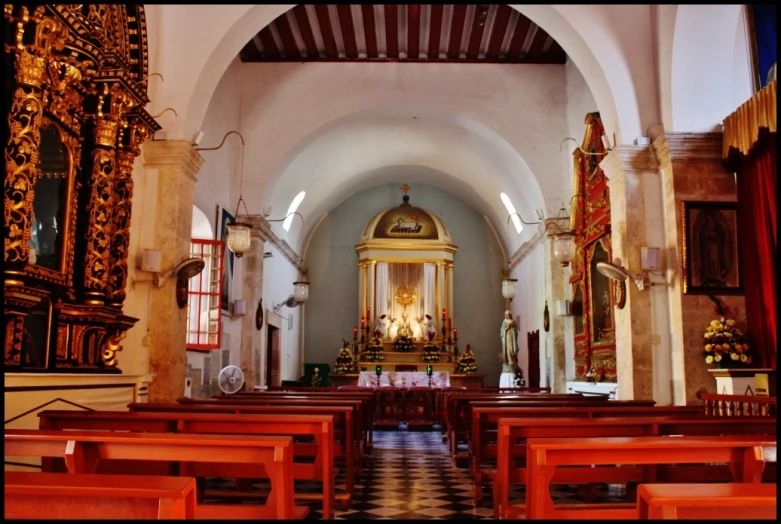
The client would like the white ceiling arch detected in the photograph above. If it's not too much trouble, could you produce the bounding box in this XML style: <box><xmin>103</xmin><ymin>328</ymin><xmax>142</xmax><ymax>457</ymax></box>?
<box><xmin>144</xmin><ymin>4</ymin><xmax>650</xmax><ymax>144</ymax></box>
<box><xmin>261</xmin><ymin>109</ymin><xmax>545</xmax><ymax>257</ymax></box>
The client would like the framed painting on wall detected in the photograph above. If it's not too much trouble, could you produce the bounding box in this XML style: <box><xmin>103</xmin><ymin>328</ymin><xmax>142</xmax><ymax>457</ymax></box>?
<box><xmin>747</xmin><ymin>5</ymin><xmax>777</xmax><ymax>91</ymax></box>
<box><xmin>682</xmin><ymin>201</ymin><xmax>743</xmax><ymax>295</ymax></box>
<box><xmin>219</xmin><ymin>206</ymin><xmax>235</xmax><ymax>315</ymax></box>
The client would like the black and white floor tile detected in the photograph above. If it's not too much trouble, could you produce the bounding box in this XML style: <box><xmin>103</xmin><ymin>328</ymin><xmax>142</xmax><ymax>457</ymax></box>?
<box><xmin>204</xmin><ymin>424</ymin><xmax>628</xmax><ymax>519</ymax></box>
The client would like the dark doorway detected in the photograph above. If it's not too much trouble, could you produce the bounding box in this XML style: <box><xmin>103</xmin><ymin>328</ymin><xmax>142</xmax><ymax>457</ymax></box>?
<box><xmin>527</xmin><ymin>330</ymin><xmax>540</xmax><ymax>388</ymax></box>
<box><xmin>266</xmin><ymin>324</ymin><xmax>280</xmax><ymax>387</ymax></box>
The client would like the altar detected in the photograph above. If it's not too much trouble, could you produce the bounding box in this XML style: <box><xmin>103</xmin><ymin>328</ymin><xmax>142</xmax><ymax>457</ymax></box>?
<box><xmin>358</xmin><ymin>371</ymin><xmax>450</xmax><ymax>388</ymax></box>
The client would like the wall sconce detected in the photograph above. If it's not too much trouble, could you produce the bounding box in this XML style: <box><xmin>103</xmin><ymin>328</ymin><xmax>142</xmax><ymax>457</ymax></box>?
<box><xmin>556</xmin><ymin>299</ymin><xmax>572</xmax><ymax>316</ymax></box>
<box><xmin>132</xmin><ymin>256</ymin><xmax>205</xmax><ymax>308</ymax></box>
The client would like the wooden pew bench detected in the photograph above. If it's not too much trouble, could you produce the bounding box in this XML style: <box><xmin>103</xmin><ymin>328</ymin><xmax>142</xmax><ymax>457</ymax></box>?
<box><xmin>5</xmin><ymin>429</ymin><xmax>304</xmax><ymax>520</ymax></box>
<box><xmin>225</xmin><ymin>391</ymin><xmax>377</xmax><ymax>452</ymax></box>
<box><xmin>179</xmin><ymin>396</ymin><xmax>370</xmax><ymax>459</ymax></box>
<box><xmin>519</xmin><ymin>435</ymin><xmax>776</xmax><ymax>520</ymax></box>
<box><xmin>5</xmin><ymin>471</ymin><xmax>197</xmax><ymax>520</ymax></box>
<box><xmin>39</xmin><ymin>410</ymin><xmax>339</xmax><ymax>518</ymax></box>
<box><xmin>636</xmin><ymin>483</ymin><xmax>777</xmax><ymax>520</ymax></box>
<box><xmin>450</xmin><ymin>397</ymin><xmax>657</xmax><ymax>462</ymax></box>
<box><xmin>129</xmin><ymin>402</ymin><xmax>360</xmax><ymax>504</ymax></box>
<box><xmin>492</xmin><ymin>416</ymin><xmax>777</xmax><ymax>517</ymax></box>
<box><xmin>471</xmin><ymin>404</ymin><xmax>704</xmax><ymax>501</ymax></box>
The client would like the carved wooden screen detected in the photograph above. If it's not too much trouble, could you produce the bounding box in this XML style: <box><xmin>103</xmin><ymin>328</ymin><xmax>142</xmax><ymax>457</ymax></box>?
<box><xmin>568</xmin><ymin>113</ymin><xmax>616</xmax><ymax>382</ymax></box>
<box><xmin>4</xmin><ymin>5</ymin><xmax>160</xmax><ymax>372</ymax></box>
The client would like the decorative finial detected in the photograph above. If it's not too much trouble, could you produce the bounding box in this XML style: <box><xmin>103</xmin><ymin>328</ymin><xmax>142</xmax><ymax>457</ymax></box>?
<box><xmin>400</xmin><ymin>184</ymin><xmax>411</xmax><ymax>206</ymax></box>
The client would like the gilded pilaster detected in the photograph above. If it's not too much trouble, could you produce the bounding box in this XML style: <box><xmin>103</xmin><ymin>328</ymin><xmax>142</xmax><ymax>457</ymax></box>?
<box><xmin>106</xmin><ymin>122</ymin><xmax>149</xmax><ymax>306</ymax></box>
<box><xmin>4</xmin><ymin>14</ymin><xmax>68</xmax><ymax>265</ymax></box>
<box><xmin>367</xmin><ymin>260</ymin><xmax>376</xmax><ymax>319</ymax></box>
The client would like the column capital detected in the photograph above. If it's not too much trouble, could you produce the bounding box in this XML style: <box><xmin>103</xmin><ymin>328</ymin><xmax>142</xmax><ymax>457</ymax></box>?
<box><xmin>369</xmin><ymin>260</ymin><xmax>377</xmax><ymax>267</ymax></box>
<box><xmin>141</xmin><ymin>140</ymin><xmax>204</xmax><ymax>182</ymax></box>
<box><xmin>600</xmin><ymin>145</ymin><xmax>658</xmax><ymax>183</ymax></box>
<box><xmin>242</xmin><ymin>214</ymin><xmax>270</xmax><ymax>239</ymax></box>
<box><xmin>651</xmin><ymin>132</ymin><xmax>722</xmax><ymax>170</ymax></box>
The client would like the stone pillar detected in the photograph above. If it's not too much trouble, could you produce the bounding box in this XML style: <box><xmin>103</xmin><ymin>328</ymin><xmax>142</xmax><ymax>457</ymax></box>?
<box><xmin>543</xmin><ymin>221</ymin><xmax>568</xmax><ymax>394</ymax></box>
<box><xmin>652</xmin><ymin>133</ymin><xmax>745</xmax><ymax>404</ymax></box>
<box><xmin>367</xmin><ymin>260</ymin><xmax>376</xmax><ymax>320</ymax></box>
<box><xmin>142</xmin><ymin>140</ymin><xmax>203</xmax><ymax>403</ymax></box>
<box><xmin>600</xmin><ymin>146</ymin><xmax>659</xmax><ymax>401</ymax></box>
<box><xmin>446</xmin><ymin>261</ymin><xmax>455</xmax><ymax>320</ymax></box>
<box><xmin>237</xmin><ymin>214</ymin><xmax>268</xmax><ymax>389</ymax></box>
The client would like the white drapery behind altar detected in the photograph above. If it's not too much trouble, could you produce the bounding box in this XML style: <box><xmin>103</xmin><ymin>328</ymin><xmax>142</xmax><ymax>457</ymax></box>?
<box><xmin>374</xmin><ymin>262</ymin><xmax>436</xmax><ymax>341</ymax></box>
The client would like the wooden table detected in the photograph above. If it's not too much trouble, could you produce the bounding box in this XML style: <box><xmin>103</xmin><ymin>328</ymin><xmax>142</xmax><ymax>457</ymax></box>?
<box><xmin>525</xmin><ymin>435</ymin><xmax>776</xmax><ymax>520</ymax></box>
<box><xmin>5</xmin><ymin>471</ymin><xmax>197</xmax><ymax>519</ymax></box>
<box><xmin>637</xmin><ymin>483</ymin><xmax>777</xmax><ymax>520</ymax></box>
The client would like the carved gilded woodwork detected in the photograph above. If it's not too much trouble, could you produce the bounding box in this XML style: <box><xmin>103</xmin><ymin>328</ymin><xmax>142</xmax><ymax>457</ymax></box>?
<box><xmin>569</xmin><ymin>113</ymin><xmax>616</xmax><ymax>382</ymax></box>
<box><xmin>4</xmin><ymin>4</ymin><xmax>160</xmax><ymax>372</ymax></box>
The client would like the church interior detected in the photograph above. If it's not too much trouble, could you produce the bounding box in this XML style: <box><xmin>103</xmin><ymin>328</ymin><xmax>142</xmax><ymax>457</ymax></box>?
<box><xmin>4</xmin><ymin>4</ymin><xmax>777</xmax><ymax>520</ymax></box>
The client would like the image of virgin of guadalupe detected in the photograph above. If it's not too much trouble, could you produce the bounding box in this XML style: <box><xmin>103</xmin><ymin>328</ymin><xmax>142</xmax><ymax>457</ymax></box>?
<box><xmin>696</xmin><ymin>209</ymin><xmax>730</xmax><ymax>287</ymax></box>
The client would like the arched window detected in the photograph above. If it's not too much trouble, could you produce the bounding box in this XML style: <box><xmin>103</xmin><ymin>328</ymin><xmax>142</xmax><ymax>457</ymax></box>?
<box><xmin>500</xmin><ymin>193</ymin><xmax>523</xmax><ymax>234</ymax></box>
<box><xmin>283</xmin><ymin>191</ymin><xmax>306</xmax><ymax>231</ymax></box>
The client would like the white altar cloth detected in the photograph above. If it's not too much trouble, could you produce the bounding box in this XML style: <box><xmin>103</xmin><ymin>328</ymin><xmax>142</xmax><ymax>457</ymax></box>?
<box><xmin>358</xmin><ymin>371</ymin><xmax>450</xmax><ymax>388</ymax></box>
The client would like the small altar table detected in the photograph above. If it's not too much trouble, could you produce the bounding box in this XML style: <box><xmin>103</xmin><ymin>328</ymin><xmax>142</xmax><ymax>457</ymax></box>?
<box><xmin>358</xmin><ymin>371</ymin><xmax>450</xmax><ymax>388</ymax></box>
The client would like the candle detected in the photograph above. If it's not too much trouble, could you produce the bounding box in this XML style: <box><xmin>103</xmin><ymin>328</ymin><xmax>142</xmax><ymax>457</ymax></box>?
<box><xmin>361</xmin><ymin>317</ymin><xmax>365</xmax><ymax>326</ymax></box>
<box><xmin>376</xmin><ymin>365</ymin><xmax>382</xmax><ymax>375</ymax></box>
<box><xmin>353</xmin><ymin>326</ymin><xmax>358</xmax><ymax>338</ymax></box>
<box><xmin>367</xmin><ymin>306</ymin><xmax>371</xmax><ymax>317</ymax></box>
<box><xmin>448</xmin><ymin>318</ymin><xmax>452</xmax><ymax>329</ymax></box>
<box><xmin>442</xmin><ymin>308</ymin><xmax>447</xmax><ymax>319</ymax></box>
<box><xmin>454</xmin><ymin>328</ymin><xmax>458</xmax><ymax>339</ymax></box>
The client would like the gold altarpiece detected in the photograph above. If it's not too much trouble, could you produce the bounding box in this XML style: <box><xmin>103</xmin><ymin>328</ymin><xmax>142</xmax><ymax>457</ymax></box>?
<box><xmin>353</xmin><ymin>189</ymin><xmax>458</xmax><ymax>344</ymax></box>
<box><xmin>4</xmin><ymin>5</ymin><xmax>160</xmax><ymax>373</ymax></box>
<box><xmin>569</xmin><ymin>113</ymin><xmax>618</xmax><ymax>382</ymax></box>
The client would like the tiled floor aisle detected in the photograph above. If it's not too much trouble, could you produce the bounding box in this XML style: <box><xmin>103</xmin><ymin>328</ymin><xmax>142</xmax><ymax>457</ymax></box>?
<box><xmin>206</xmin><ymin>426</ymin><xmax>627</xmax><ymax>519</ymax></box>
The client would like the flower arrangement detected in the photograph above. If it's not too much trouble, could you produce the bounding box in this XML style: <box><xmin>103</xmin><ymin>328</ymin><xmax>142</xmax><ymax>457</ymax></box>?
<box><xmin>455</xmin><ymin>344</ymin><xmax>478</xmax><ymax>373</ymax></box>
<box><xmin>392</xmin><ymin>334</ymin><xmax>415</xmax><ymax>352</ymax></box>
<box><xmin>422</xmin><ymin>341</ymin><xmax>441</xmax><ymax>362</ymax></box>
<box><xmin>362</xmin><ymin>335</ymin><xmax>385</xmax><ymax>362</ymax></box>
<box><xmin>703</xmin><ymin>317</ymin><xmax>751</xmax><ymax>367</ymax></box>
<box><xmin>333</xmin><ymin>346</ymin><xmax>357</xmax><ymax>374</ymax></box>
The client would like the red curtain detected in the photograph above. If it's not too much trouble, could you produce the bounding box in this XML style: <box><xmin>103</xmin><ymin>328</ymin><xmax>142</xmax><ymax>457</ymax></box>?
<box><xmin>735</xmin><ymin>129</ymin><xmax>776</xmax><ymax>370</ymax></box>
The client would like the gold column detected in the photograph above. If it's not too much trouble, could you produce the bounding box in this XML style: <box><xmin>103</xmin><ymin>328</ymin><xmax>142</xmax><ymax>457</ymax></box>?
<box><xmin>106</xmin><ymin>121</ymin><xmax>149</xmax><ymax>306</ymax></box>
<box><xmin>436</xmin><ymin>261</ymin><xmax>446</xmax><ymax>323</ymax></box>
<box><xmin>3</xmin><ymin>13</ymin><xmax>67</xmax><ymax>266</ymax></box>
<box><xmin>367</xmin><ymin>260</ymin><xmax>376</xmax><ymax>320</ymax></box>
<box><xmin>446</xmin><ymin>261</ymin><xmax>455</xmax><ymax>321</ymax></box>
<box><xmin>142</xmin><ymin>140</ymin><xmax>204</xmax><ymax>403</ymax></box>
<box><xmin>358</xmin><ymin>261</ymin><xmax>367</xmax><ymax>326</ymax></box>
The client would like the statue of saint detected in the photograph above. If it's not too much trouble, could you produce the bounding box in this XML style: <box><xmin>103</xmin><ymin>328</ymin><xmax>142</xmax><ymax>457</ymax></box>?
<box><xmin>500</xmin><ymin>310</ymin><xmax>519</xmax><ymax>371</ymax></box>
<box><xmin>422</xmin><ymin>314</ymin><xmax>437</xmax><ymax>341</ymax></box>
<box><xmin>374</xmin><ymin>314</ymin><xmax>389</xmax><ymax>340</ymax></box>
<box><xmin>411</xmin><ymin>316</ymin><xmax>423</xmax><ymax>340</ymax></box>
<box><xmin>388</xmin><ymin>316</ymin><xmax>399</xmax><ymax>340</ymax></box>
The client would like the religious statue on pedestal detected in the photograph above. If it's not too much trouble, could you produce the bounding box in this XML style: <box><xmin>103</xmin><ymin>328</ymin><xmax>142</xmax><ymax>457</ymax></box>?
<box><xmin>500</xmin><ymin>310</ymin><xmax>519</xmax><ymax>372</ymax></box>
<box><xmin>420</xmin><ymin>314</ymin><xmax>437</xmax><ymax>341</ymax></box>
<box><xmin>374</xmin><ymin>314</ymin><xmax>390</xmax><ymax>340</ymax></box>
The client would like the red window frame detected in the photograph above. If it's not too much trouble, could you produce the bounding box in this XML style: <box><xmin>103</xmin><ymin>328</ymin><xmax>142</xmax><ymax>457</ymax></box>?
<box><xmin>186</xmin><ymin>238</ymin><xmax>223</xmax><ymax>350</ymax></box>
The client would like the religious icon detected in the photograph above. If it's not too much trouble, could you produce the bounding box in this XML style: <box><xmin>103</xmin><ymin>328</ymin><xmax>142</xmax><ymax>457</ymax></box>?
<box><xmin>682</xmin><ymin>202</ymin><xmax>742</xmax><ymax>295</ymax></box>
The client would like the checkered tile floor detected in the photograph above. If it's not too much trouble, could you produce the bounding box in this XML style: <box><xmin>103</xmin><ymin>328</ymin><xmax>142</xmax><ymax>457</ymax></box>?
<box><xmin>204</xmin><ymin>425</ymin><xmax>628</xmax><ymax>519</ymax></box>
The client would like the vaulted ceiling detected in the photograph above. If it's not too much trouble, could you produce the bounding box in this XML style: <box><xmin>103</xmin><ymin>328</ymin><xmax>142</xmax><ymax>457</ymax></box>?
<box><xmin>239</xmin><ymin>5</ymin><xmax>567</xmax><ymax>64</ymax></box>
